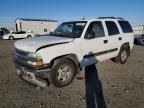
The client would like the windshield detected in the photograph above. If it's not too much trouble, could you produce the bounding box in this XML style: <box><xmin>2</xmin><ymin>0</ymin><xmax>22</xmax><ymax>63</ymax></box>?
<box><xmin>50</xmin><ymin>21</ymin><xmax>87</xmax><ymax>38</ymax></box>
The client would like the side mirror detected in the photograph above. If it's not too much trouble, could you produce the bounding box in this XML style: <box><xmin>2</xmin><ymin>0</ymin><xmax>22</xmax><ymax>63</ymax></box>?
<box><xmin>85</xmin><ymin>32</ymin><xmax>95</xmax><ymax>39</ymax></box>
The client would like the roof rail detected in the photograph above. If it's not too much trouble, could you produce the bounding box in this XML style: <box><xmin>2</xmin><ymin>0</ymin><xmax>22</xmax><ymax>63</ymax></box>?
<box><xmin>98</xmin><ymin>17</ymin><xmax>125</xmax><ymax>20</ymax></box>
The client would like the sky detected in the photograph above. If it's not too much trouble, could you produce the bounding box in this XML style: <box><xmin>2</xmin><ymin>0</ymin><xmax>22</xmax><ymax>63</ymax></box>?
<box><xmin>0</xmin><ymin>0</ymin><xmax>144</xmax><ymax>29</ymax></box>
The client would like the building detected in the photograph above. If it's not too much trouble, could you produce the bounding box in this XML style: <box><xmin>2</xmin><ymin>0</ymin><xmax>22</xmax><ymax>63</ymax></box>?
<box><xmin>132</xmin><ymin>25</ymin><xmax>144</xmax><ymax>37</ymax></box>
<box><xmin>15</xmin><ymin>18</ymin><xmax>58</xmax><ymax>35</ymax></box>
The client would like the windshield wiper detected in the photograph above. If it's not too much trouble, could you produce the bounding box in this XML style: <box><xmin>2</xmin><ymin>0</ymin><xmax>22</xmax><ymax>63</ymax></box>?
<box><xmin>50</xmin><ymin>33</ymin><xmax>64</xmax><ymax>37</ymax></box>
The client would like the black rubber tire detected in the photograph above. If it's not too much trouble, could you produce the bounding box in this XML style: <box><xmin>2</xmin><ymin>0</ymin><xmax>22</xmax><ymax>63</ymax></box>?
<box><xmin>48</xmin><ymin>58</ymin><xmax>77</xmax><ymax>88</ymax></box>
<box><xmin>113</xmin><ymin>46</ymin><xmax>129</xmax><ymax>64</ymax></box>
<box><xmin>9</xmin><ymin>36</ymin><xmax>14</xmax><ymax>40</ymax></box>
<box><xmin>27</xmin><ymin>35</ymin><xmax>32</xmax><ymax>38</ymax></box>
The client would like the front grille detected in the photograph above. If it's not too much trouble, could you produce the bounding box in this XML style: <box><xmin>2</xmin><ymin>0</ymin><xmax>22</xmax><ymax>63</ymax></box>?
<box><xmin>14</xmin><ymin>49</ymin><xmax>29</xmax><ymax>67</ymax></box>
<box><xmin>15</xmin><ymin>48</ymin><xmax>28</xmax><ymax>56</ymax></box>
<box><xmin>14</xmin><ymin>48</ymin><xmax>30</xmax><ymax>61</ymax></box>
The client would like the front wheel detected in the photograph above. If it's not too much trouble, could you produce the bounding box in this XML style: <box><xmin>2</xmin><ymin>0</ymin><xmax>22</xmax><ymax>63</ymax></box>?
<box><xmin>48</xmin><ymin>58</ymin><xmax>77</xmax><ymax>88</ymax></box>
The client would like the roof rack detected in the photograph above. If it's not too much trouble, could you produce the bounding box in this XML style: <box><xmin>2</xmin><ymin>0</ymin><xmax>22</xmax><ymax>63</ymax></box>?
<box><xmin>98</xmin><ymin>17</ymin><xmax>125</xmax><ymax>20</ymax></box>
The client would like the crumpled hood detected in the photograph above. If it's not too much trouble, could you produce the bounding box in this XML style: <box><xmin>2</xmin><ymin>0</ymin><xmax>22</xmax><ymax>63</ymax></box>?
<box><xmin>15</xmin><ymin>36</ymin><xmax>74</xmax><ymax>52</ymax></box>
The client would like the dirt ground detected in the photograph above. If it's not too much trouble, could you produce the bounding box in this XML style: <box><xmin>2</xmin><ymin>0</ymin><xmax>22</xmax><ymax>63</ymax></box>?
<box><xmin>0</xmin><ymin>40</ymin><xmax>144</xmax><ymax>108</ymax></box>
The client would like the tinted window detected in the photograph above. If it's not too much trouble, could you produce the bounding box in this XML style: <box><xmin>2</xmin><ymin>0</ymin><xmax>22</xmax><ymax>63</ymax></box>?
<box><xmin>106</xmin><ymin>21</ymin><xmax>119</xmax><ymax>36</ymax></box>
<box><xmin>118</xmin><ymin>21</ymin><xmax>133</xmax><ymax>33</ymax></box>
<box><xmin>85</xmin><ymin>21</ymin><xmax>105</xmax><ymax>38</ymax></box>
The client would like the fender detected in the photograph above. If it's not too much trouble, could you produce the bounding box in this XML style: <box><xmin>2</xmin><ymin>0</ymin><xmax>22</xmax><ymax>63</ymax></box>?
<box><xmin>50</xmin><ymin>54</ymin><xmax>80</xmax><ymax>69</ymax></box>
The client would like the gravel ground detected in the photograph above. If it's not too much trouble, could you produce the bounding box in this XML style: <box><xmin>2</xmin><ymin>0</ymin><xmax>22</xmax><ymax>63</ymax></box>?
<box><xmin>0</xmin><ymin>40</ymin><xmax>144</xmax><ymax>108</ymax></box>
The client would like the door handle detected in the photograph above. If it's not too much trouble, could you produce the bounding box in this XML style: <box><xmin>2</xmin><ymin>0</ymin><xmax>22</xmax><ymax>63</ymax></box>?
<box><xmin>104</xmin><ymin>40</ymin><xmax>108</xmax><ymax>44</ymax></box>
<box><xmin>119</xmin><ymin>37</ymin><xmax>122</xmax><ymax>40</ymax></box>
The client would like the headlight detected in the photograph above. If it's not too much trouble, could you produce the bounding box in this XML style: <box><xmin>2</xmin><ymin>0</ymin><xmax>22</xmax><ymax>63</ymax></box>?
<box><xmin>27</xmin><ymin>53</ymin><xmax>42</xmax><ymax>60</ymax></box>
<box><xmin>27</xmin><ymin>53</ymin><xmax>44</xmax><ymax>67</ymax></box>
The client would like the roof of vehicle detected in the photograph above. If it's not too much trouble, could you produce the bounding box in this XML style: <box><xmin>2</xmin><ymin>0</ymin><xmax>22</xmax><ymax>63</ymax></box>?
<box><xmin>68</xmin><ymin>17</ymin><xmax>126</xmax><ymax>22</ymax></box>
<box><xmin>15</xmin><ymin>18</ymin><xmax>58</xmax><ymax>22</ymax></box>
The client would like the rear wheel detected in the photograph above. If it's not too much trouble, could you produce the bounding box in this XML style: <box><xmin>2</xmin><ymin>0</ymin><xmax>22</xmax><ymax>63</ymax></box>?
<box><xmin>9</xmin><ymin>36</ymin><xmax>14</xmax><ymax>40</ymax></box>
<box><xmin>48</xmin><ymin>58</ymin><xmax>77</xmax><ymax>88</ymax></box>
<box><xmin>112</xmin><ymin>46</ymin><xmax>130</xmax><ymax>64</ymax></box>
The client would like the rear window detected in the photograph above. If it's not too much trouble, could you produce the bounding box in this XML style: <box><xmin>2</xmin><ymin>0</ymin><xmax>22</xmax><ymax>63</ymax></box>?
<box><xmin>118</xmin><ymin>21</ymin><xmax>133</xmax><ymax>33</ymax></box>
<box><xmin>105</xmin><ymin>21</ymin><xmax>120</xmax><ymax>36</ymax></box>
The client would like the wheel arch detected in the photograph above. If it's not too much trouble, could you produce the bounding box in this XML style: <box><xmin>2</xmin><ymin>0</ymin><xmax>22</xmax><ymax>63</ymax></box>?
<box><xmin>9</xmin><ymin>35</ymin><xmax>14</xmax><ymax>39</ymax></box>
<box><xmin>50</xmin><ymin>54</ymin><xmax>80</xmax><ymax>69</ymax></box>
<box><xmin>27</xmin><ymin>35</ymin><xmax>32</xmax><ymax>37</ymax></box>
<box><xmin>120</xmin><ymin>42</ymin><xmax>130</xmax><ymax>55</ymax></box>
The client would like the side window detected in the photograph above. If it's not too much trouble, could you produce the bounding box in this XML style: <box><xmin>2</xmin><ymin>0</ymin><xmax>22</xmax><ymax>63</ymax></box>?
<box><xmin>106</xmin><ymin>21</ymin><xmax>120</xmax><ymax>36</ymax></box>
<box><xmin>85</xmin><ymin>21</ymin><xmax>105</xmax><ymax>39</ymax></box>
<box><xmin>118</xmin><ymin>21</ymin><xmax>133</xmax><ymax>33</ymax></box>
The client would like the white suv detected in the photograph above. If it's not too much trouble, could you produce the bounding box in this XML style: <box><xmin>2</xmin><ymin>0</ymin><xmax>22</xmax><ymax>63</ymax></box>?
<box><xmin>13</xmin><ymin>17</ymin><xmax>134</xmax><ymax>88</ymax></box>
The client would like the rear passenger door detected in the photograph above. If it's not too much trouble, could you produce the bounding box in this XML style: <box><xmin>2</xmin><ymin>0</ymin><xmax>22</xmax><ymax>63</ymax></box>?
<box><xmin>105</xmin><ymin>21</ymin><xmax>122</xmax><ymax>58</ymax></box>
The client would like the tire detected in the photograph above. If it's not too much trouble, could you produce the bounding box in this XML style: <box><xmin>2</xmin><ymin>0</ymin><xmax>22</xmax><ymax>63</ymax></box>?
<box><xmin>27</xmin><ymin>35</ymin><xmax>32</xmax><ymax>38</ymax></box>
<box><xmin>48</xmin><ymin>58</ymin><xmax>77</xmax><ymax>88</ymax></box>
<box><xmin>9</xmin><ymin>36</ymin><xmax>14</xmax><ymax>40</ymax></box>
<box><xmin>113</xmin><ymin>46</ymin><xmax>130</xmax><ymax>64</ymax></box>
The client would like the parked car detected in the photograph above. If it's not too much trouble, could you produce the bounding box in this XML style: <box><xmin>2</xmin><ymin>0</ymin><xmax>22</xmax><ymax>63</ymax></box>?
<box><xmin>135</xmin><ymin>34</ymin><xmax>144</xmax><ymax>45</ymax></box>
<box><xmin>13</xmin><ymin>17</ymin><xmax>134</xmax><ymax>88</ymax></box>
<box><xmin>2</xmin><ymin>31</ymin><xmax>35</xmax><ymax>40</ymax></box>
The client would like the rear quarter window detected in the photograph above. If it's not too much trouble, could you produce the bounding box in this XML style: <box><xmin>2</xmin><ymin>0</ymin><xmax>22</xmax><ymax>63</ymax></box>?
<box><xmin>118</xmin><ymin>21</ymin><xmax>133</xmax><ymax>33</ymax></box>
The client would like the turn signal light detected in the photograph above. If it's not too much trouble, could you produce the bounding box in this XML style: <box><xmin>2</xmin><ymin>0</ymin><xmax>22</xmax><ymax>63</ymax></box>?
<box><xmin>28</xmin><ymin>61</ymin><xmax>44</xmax><ymax>67</ymax></box>
<box><xmin>35</xmin><ymin>61</ymin><xmax>44</xmax><ymax>66</ymax></box>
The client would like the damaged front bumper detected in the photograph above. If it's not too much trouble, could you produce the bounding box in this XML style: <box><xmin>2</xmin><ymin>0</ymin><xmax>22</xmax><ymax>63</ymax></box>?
<box><xmin>13</xmin><ymin>48</ymin><xmax>52</xmax><ymax>87</ymax></box>
<box><xmin>16</xmin><ymin>66</ymin><xmax>50</xmax><ymax>88</ymax></box>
